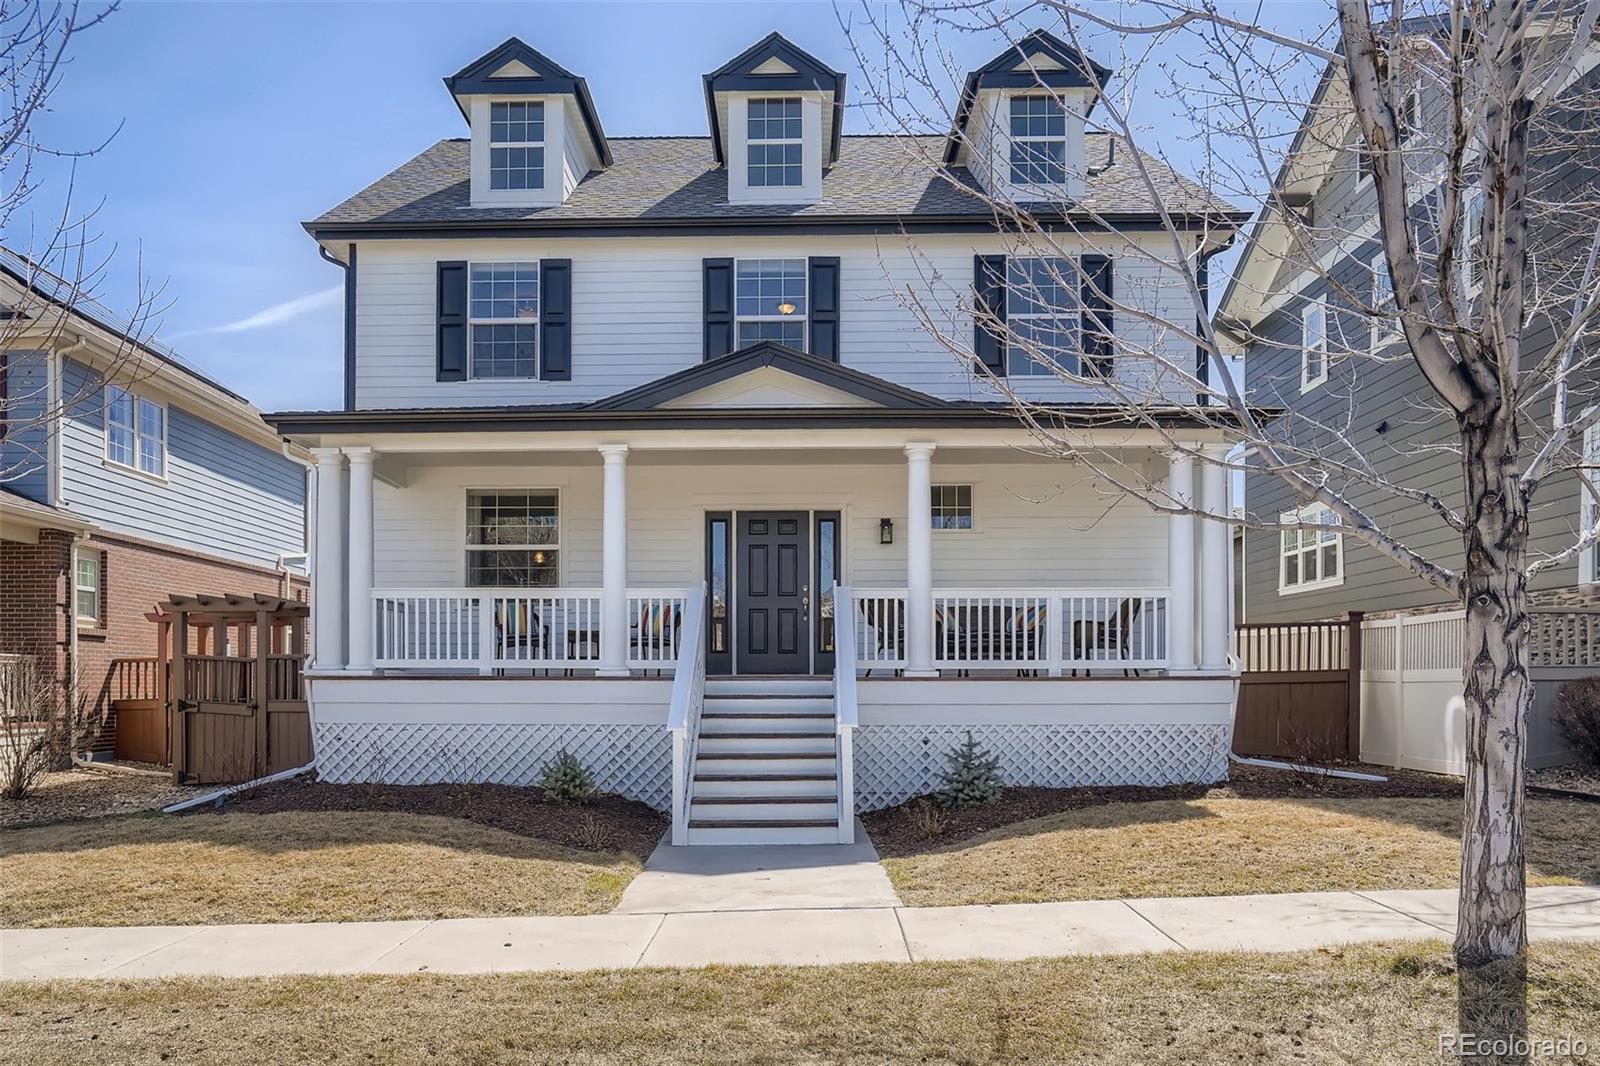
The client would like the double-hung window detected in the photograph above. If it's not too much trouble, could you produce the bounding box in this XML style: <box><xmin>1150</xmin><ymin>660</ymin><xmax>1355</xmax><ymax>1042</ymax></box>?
<box><xmin>1370</xmin><ymin>252</ymin><xmax>1399</xmax><ymax>351</ymax></box>
<box><xmin>1009</xmin><ymin>95</ymin><xmax>1067</xmax><ymax>186</ymax></box>
<box><xmin>465</xmin><ymin>491</ymin><xmax>559</xmax><ymax>588</ymax></box>
<box><xmin>1280</xmin><ymin>503</ymin><xmax>1343</xmax><ymax>593</ymax></box>
<box><xmin>106</xmin><ymin>386</ymin><xmax>165</xmax><ymax>477</ymax></box>
<box><xmin>1462</xmin><ymin>187</ymin><xmax>1486</xmax><ymax>294</ymax></box>
<box><xmin>1007</xmin><ymin>257</ymin><xmax>1079</xmax><ymax>376</ymax></box>
<box><xmin>488</xmin><ymin>101</ymin><xmax>544</xmax><ymax>191</ymax></box>
<box><xmin>746</xmin><ymin>98</ymin><xmax>803</xmax><ymax>188</ymax></box>
<box><xmin>1301</xmin><ymin>299</ymin><xmax>1328</xmax><ymax>392</ymax></box>
<box><xmin>469</xmin><ymin>262</ymin><xmax>539</xmax><ymax>379</ymax></box>
<box><xmin>75</xmin><ymin>550</ymin><xmax>101</xmax><ymax>625</ymax></box>
<box><xmin>734</xmin><ymin>259</ymin><xmax>806</xmax><ymax>347</ymax></box>
<box><xmin>931</xmin><ymin>485</ymin><xmax>973</xmax><ymax>530</ymax></box>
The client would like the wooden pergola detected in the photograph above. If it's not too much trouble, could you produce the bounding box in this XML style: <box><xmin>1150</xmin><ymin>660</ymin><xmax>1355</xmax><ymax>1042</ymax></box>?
<box><xmin>157</xmin><ymin>594</ymin><xmax>311</xmax><ymax>784</ymax></box>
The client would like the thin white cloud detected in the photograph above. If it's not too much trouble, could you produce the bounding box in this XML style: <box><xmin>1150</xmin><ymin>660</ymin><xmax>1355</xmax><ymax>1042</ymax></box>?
<box><xmin>174</xmin><ymin>285</ymin><xmax>342</xmax><ymax>337</ymax></box>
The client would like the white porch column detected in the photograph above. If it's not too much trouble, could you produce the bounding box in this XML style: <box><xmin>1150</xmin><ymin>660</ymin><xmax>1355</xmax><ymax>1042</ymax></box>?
<box><xmin>599</xmin><ymin>445</ymin><xmax>630</xmax><ymax>677</ymax></box>
<box><xmin>904</xmin><ymin>442</ymin><xmax>937</xmax><ymax>677</ymax></box>
<box><xmin>1166</xmin><ymin>450</ymin><xmax>1197</xmax><ymax>672</ymax></box>
<box><xmin>1200</xmin><ymin>445</ymin><xmax>1232</xmax><ymax>671</ymax></box>
<box><xmin>311</xmin><ymin>447</ymin><xmax>346</xmax><ymax>671</ymax></box>
<box><xmin>344</xmin><ymin>447</ymin><xmax>375</xmax><ymax>673</ymax></box>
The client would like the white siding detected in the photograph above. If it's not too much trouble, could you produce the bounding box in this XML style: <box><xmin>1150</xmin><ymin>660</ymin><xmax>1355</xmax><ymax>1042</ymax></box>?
<box><xmin>372</xmin><ymin>451</ymin><xmax>1169</xmax><ymax>591</ymax></box>
<box><xmin>352</xmin><ymin>233</ymin><xmax>1192</xmax><ymax>410</ymax></box>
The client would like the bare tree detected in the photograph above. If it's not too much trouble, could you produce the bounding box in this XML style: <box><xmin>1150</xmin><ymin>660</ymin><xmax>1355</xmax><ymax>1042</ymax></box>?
<box><xmin>844</xmin><ymin>0</ymin><xmax>1600</xmax><ymax>1052</ymax></box>
<box><xmin>0</xmin><ymin>1</ymin><xmax>167</xmax><ymax>489</ymax></box>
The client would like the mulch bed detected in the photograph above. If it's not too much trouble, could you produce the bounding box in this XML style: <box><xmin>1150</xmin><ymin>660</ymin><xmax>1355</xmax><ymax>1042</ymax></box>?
<box><xmin>864</xmin><ymin>762</ymin><xmax>1464</xmax><ymax>857</ymax></box>
<box><xmin>2</xmin><ymin>769</ymin><xmax>191</xmax><ymax>830</ymax></box>
<box><xmin>206</xmin><ymin>777</ymin><xmax>668</xmax><ymax>858</ymax></box>
<box><xmin>1530</xmin><ymin>764</ymin><xmax>1600</xmax><ymax>801</ymax></box>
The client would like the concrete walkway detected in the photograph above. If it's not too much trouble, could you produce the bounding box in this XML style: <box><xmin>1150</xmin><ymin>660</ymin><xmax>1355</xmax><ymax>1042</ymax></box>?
<box><xmin>613</xmin><ymin>825</ymin><xmax>901</xmax><ymax>914</ymax></box>
<box><xmin>5</xmin><ymin>885</ymin><xmax>1598</xmax><ymax>981</ymax></box>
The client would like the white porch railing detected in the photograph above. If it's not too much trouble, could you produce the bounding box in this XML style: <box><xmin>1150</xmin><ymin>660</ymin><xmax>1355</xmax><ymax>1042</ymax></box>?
<box><xmin>851</xmin><ymin>587</ymin><xmax>1172</xmax><ymax>673</ymax></box>
<box><xmin>371</xmin><ymin>587</ymin><xmax>693</xmax><ymax>673</ymax></box>
<box><xmin>831</xmin><ymin>585</ymin><xmax>859</xmax><ymax>843</ymax></box>
<box><xmin>667</xmin><ymin>582</ymin><xmax>708</xmax><ymax>846</ymax></box>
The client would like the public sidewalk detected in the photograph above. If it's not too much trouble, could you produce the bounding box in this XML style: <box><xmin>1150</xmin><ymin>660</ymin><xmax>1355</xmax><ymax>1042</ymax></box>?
<box><xmin>5</xmin><ymin>885</ymin><xmax>1598</xmax><ymax>981</ymax></box>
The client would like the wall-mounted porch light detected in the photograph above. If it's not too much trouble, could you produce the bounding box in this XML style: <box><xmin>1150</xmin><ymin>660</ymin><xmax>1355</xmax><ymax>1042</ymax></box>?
<box><xmin>879</xmin><ymin>518</ymin><xmax>894</xmax><ymax>545</ymax></box>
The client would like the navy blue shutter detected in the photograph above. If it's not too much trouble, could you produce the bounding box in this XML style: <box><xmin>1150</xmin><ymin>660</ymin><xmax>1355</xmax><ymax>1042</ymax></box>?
<box><xmin>973</xmin><ymin>255</ymin><xmax>1008</xmax><ymax>375</ymax></box>
<box><xmin>436</xmin><ymin>261</ymin><xmax>468</xmax><ymax>382</ymax></box>
<box><xmin>703</xmin><ymin>258</ymin><xmax>735</xmax><ymax>360</ymax></box>
<box><xmin>1080</xmin><ymin>255</ymin><xmax>1114</xmax><ymax>378</ymax></box>
<box><xmin>539</xmin><ymin>259</ymin><xmax>572</xmax><ymax>381</ymax></box>
<box><xmin>807</xmin><ymin>256</ymin><xmax>841</xmax><ymax>361</ymax></box>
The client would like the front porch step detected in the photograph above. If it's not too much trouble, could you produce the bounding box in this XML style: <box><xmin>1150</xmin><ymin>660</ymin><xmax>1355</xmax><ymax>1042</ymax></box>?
<box><xmin>701</xmin><ymin>696</ymin><xmax>832</xmax><ymax>715</ymax></box>
<box><xmin>685</xmin><ymin>824</ymin><xmax>842</xmax><ymax>845</ymax></box>
<box><xmin>694</xmin><ymin>753</ymin><xmax>836</xmax><ymax>776</ymax></box>
<box><xmin>704</xmin><ymin>678</ymin><xmax>831</xmax><ymax>698</ymax></box>
<box><xmin>701</xmin><ymin>712</ymin><xmax>834</xmax><ymax>732</ymax></box>
<box><xmin>693</xmin><ymin>772</ymin><xmax>836</xmax><ymax>797</ymax></box>
<box><xmin>691</xmin><ymin>798</ymin><xmax>839</xmax><ymax>822</ymax></box>
<box><xmin>696</xmin><ymin>732</ymin><xmax>834</xmax><ymax>754</ymax></box>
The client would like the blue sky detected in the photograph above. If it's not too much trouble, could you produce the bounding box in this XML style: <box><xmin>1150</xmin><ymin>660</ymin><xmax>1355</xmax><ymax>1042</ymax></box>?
<box><xmin>19</xmin><ymin>1</ymin><xmax>1325</xmax><ymax>412</ymax></box>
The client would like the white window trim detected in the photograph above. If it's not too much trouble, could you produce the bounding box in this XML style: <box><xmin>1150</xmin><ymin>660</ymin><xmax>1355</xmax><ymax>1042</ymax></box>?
<box><xmin>464</xmin><ymin>488</ymin><xmax>562</xmax><ymax>588</ymax></box>
<box><xmin>733</xmin><ymin>257</ymin><xmax>808</xmax><ymax>349</ymax></box>
<box><xmin>1581</xmin><ymin>425</ymin><xmax>1599</xmax><ymax>586</ymax></box>
<box><xmin>745</xmin><ymin>97</ymin><xmax>804</xmax><ymax>190</ymax></box>
<box><xmin>74</xmin><ymin>548</ymin><xmax>101</xmax><ymax>625</ymax></box>
<box><xmin>467</xmin><ymin>260</ymin><xmax>539</xmax><ymax>381</ymax></box>
<box><xmin>487</xmin><ymin>100</ymin><xmax>545</xmax><ymax>193</ymax></box>
<box><xmin>1006</xmin><ymin>255</ymin><xmax>1081</xmax><ymax>377</ymax></box>
<box><xmin>1462</xmin><ymin>185</ymin><xmax>1486</xmax><ymax>298</ymax></box>
<box><xmin>1370</xmin><ymin>251</ymin><xmax>1401</xmax><ymax>353</ymax></box>
<box><xmin>103</xmin><ymin>385</ymin><xmax>168</xmax><ymax>482</ymax></box>
<box><xmin>1278</xmin><ymin>503</ymin><xmax>1345</xmax><ymax>595</ymax></box>
<box><xmin>1400</xmin><ymin>79</ymin><xmax>1423</xmax><ymax>144</ymax></box>
<box><xmin>1300</xmin><ymin>299</ymin><xmax>1329</xmax><ymax>393</ymax></box>
<box><xmin>931</xmin><ymin>483</ymin><xmax>975</xmax><ymax>533</ymax></box>
<box><xmin>1007</xmin><ymin>93</ymin><xmax>1068</xmax><ymax>188</ymax></box>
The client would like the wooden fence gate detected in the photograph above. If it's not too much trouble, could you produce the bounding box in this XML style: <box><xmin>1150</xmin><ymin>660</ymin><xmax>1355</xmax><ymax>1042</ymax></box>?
<box><xmin>1232</xmin><ymin>613</ymin><xmax>1363</xmax><ymax>761</ymax></box>
<box><xmin>167</xmin><ymin>593</ymin><xmax>311</xmax><ymax>785</ymax></box>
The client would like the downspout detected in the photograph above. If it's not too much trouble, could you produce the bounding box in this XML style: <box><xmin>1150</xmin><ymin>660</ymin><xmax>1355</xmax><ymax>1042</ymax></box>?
<box><xmin>317</xmin><ymin>243</ymin><xmax>356</xmax><ymax>412</ymax></box>
<box><xmin>67</xmin><ymin>528</ymin><xmax>90</xmax><ymax>760</ymax></box>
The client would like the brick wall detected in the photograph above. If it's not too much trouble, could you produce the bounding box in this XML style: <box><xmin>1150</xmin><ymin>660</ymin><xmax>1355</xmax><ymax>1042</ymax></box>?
<box><xmin>3</xmin><ymin>525</ymin><xmax>307</xmax><ymax>759</ymax></box>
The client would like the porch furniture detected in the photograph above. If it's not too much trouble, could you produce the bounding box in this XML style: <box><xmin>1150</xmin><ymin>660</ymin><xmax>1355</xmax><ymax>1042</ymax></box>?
<box><xmin>633</xmin><ymin>600</ymin><xmax>682</xmax><ymax>677</ymax></box>
<box><xmin>860</xmin><ymin>598</ymin><xmax>905</xmax><ymax>677</ymax></box>
<box><xmin>937</xmin><ymin>601</ymin><xmax>1046</xmax><ymax>677</ymax></box>
<box><xmin>565</xmin><ymin>627</ymin><xmax>601</xmax><ymax>675</ymax></box>
<box><xmin>1068</xmin><ymin>596</ymin><xmax>1145</xmax><ymax>677</ymax></box>
<box><xmin>494</xmin><ymin>601</ymin><xmax>551</xmax><ymax>675</ymax></box>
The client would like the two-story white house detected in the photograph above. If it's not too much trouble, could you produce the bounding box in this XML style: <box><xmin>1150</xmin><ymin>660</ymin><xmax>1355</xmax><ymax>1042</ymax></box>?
<box><xmin>271</xmin><ymin>31</ymin><xmax>1249</xmax><ymax>844</ymax></box>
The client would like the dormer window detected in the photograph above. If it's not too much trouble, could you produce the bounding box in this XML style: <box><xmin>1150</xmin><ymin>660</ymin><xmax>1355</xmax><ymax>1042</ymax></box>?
<box><xmin>489</xmin><ymin>101</ymin><xmax>545</xmax><ymax>190</ymax></box>
<box><xmin>747</xmin><ymin>98</ymin><xmax>804</xmax><ymax>188</ymax></box>
<box><xmin>1009</xmin><ymin>95</ymin><xmax>1067</xmax><ymax>185</ymax></box>
<box><xmin>735</xmin><ymin>259</ymin><xmax>807</xmax><ymax>347</ymax></box>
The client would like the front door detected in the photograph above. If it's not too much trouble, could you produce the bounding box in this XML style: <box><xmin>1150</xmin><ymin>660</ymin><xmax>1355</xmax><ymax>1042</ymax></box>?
<box><xmin>736</xmin><ymin>511</ymin><xmax>811</xmax><ymax>674</ymax></box>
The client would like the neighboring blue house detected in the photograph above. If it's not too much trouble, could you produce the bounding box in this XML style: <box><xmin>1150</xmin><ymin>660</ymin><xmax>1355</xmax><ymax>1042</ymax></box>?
<box><xmin>0</xmin><ymin>248</ymin><xmax>308</xmax><ymax>760</ymax></box>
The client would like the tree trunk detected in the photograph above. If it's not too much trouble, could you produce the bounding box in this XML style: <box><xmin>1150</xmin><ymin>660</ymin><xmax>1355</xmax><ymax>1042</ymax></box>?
<box><xmin>1455</xmin><ymin>405</ymin><xmax>1532</xmax><ymax>1061</ymax></box>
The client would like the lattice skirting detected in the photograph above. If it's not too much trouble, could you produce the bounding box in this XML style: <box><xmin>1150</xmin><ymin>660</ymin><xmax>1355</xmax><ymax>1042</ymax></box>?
<box><xmin>853</xmin><ymin>723</ymin><xmax>1231</xmax><ymax>811</ymax></box>
<box><xmin>312</xmin><ymin>722</ymin><xmax>672</xmax><ymax>810</ymax></box>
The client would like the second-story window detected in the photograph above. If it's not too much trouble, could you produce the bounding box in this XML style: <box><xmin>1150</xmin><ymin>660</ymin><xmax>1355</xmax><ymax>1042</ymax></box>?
<box><xmin>106</xmin><ymin>386</ymin><xmax>165</xmax><ymax>477</ymax></box>
<box><xmin>1463</xmin><ymin>187</ymin><xmax>1486</xmax><ymax>293</ymax></box>
<box><xmin>747</xmin><ymin>97</ymin><xmax>803</xmax><ymax>187</ymax></box>
<box><xmin>469</xmin><ymin>262</ymin><xmax>539</xmax><ymax>379</ymax></box>
<box><xmin>1007</xmin><ymin>257</ymin><xmax>1080</xmax><ymax>376</ymax></box>
<box><xmin>735</xmin><ymin>259</ymin><xmax>806</xmax><ymax>347</ymax></box>
<box><xmin>1301</xmin><ymin>299</ymin><xmax>1328</xmax><ymax>392</ymax></box>
<box><xmin>1371</xmin><ymin>252</ymin><xmax>1399</xmax><ymax>350</ymax></box>
<box><xmin>489</xmin><ymin>101</ymin><xmax>545</xmax><ymax>191</ymax></box>
<box><xmin>1009</xmin><ymin>95</ymin><xmax>1067</xmax><ymax>186</ymax></box>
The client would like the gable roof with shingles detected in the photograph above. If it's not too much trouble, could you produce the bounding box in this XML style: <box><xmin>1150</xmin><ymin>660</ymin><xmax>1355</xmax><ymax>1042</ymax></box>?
<box><xmin>306</xmin><ymin>133</ymin><xmax>1241</xmax><ymax>235</ymax></box>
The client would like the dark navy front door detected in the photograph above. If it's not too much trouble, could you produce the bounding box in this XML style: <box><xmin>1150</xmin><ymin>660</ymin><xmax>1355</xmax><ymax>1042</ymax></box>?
<box><xmin>736</xmin><ymin>512</ymin><xmax>810</xmax><ymax>674</ymax></box>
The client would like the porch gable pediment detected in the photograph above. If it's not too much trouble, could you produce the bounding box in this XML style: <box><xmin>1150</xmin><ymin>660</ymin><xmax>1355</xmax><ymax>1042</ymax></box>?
<box><xmin>590</xmin><ymin>341</ymin><xmax>953</xmax><ymax>413</ymax></box>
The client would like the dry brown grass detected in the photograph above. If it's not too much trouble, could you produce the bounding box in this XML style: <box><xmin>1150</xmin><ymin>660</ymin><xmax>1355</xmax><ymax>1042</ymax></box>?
<box><xmin>883</xmin><ymin>796</ymin><xmax>1600</xmax><ymax>907</ymax></box>
<box><xmin>0</xmin><ymin>810</ymin><xmax>642</xmax><ymax>928</ymax></box>
<box><xmin>2</xmin><ymin>942</ymin><xmax>1597</xmax><ymax>1064</ymax></box>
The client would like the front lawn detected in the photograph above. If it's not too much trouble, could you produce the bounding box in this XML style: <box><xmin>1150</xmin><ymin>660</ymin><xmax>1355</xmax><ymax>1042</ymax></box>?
<box><xmin>0</xmin><ymin>808</ymin><xmax>650</xmax><ymax>928</ymax></box>
<box><xmin>875</xmin><ymin>795</ymin><xmax>1600</xmax><ymax>907</ymax></box>
<box><xmin>3</xmin><ymin>942</ymin><xmax>1596</xmax><ymax>1064</ymax></box>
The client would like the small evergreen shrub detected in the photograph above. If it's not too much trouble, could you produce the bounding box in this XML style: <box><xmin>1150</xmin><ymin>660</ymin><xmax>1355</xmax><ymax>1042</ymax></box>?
<box><xmin>538</xmin><ymin>748</ymin><xmax>595</xmax><ymax>804</ymax></box>
<box><xmin>935</xmin><ymin>731</ymin><xmax>1003</xmax><ymax>809</ymax></box>
<box><xmin>1554</xmin><ymin>677</ymin><xmax>1600</xmax><ymax>769</ymax></box>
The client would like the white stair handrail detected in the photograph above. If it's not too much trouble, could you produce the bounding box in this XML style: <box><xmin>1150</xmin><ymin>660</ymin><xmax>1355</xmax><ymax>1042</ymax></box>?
<box><xmin>831</xmin><ymin>584</ymin><xmax>859</xmax><ymax>844</ymax></box>
<box><xmin>666</xmin><ymin>581</ymin><xmax>707</xmax><ymax>846</ymax></box>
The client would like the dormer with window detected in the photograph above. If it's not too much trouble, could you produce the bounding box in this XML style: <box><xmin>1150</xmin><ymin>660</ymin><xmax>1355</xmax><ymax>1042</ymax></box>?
<box><xmin>446</xmin><ymin>38</ymin><xmax>612</xmax><ymax>208</ymax></box>
<box><xmin>945</xmin><ymin>30</ymin><xmax>1111</xmax><ymax>204</ymax></box>
<box><xmin>704</xmin><ymin>33</ymin><xmax>845</xmax><ymax>206</ymax></box>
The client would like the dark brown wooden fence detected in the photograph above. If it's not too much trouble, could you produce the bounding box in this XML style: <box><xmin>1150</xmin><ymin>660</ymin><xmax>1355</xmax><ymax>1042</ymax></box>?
<box><xmin>1232</xmin><ymin>613</ymin><xmax>1363</xmax><ymax>761</ymax></box>
<box><xmin>110</xmin><ymin>656</ymin><xmax>167</xmax><ymax>764</ymax></box>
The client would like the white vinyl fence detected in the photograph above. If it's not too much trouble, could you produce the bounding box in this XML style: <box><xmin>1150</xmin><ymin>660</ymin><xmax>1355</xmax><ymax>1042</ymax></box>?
<box><xmin>1359</xmin><ymin>609</ymin><xmax>1594</xmax><ymax>774</ymax></box>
